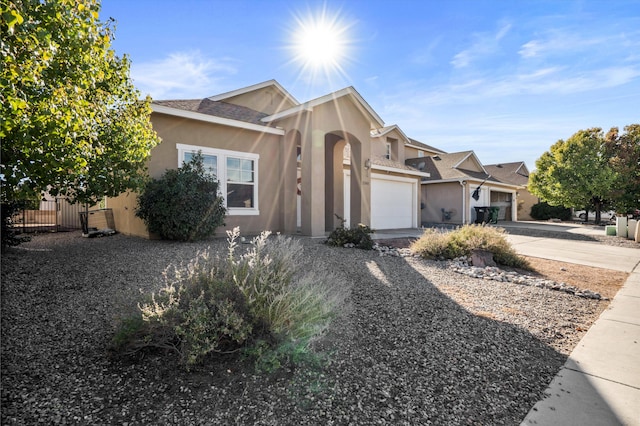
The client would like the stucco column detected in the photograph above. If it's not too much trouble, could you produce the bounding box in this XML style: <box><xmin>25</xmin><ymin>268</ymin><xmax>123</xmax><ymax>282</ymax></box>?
<box><xmin>349</xmin><ymin>140</ymin><xmax>371</xmax><ymax>228</ymax></box>
<box><xmin>300</xmin><ymin>127</ymin><xmax>326</xmax><ymax>236</ymax></box>
<box><xmin>281</xmin><ymin>130</ymin><xmax>298</xmax><ymax>233</ymax></box>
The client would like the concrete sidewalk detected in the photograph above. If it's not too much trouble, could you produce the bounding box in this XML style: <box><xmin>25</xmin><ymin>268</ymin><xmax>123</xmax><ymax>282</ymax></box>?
<box><xmin>372</xmin><ymin>224</ymin><xmax>640</xmax><ymax>425</ymax></box>
<box><xmin>521</xmin><ymin>267</ymin><xmax>640</xmax><ymax>426</ymax></box>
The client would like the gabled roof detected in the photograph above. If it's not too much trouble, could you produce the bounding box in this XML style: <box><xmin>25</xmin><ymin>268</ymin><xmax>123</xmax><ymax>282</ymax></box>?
<box><xmin>208</xmin><ymin>79</ymin><xmax>299</xmax><ymax>106</ymax></box>
<box><xmin>407</xmin><ymin>138</ymin><xmax>446</xmax><ymax>154</ymax></box>
<box><xmin>154</xmin><ymin>99</ymin><xmax>269</xmax><ymax>125</ymax></box>
<box><xmin>485</xmin><ymin>162</ymin><xmax>530</xmax><ymax>186</ymax></box>
<box><xmin>420</xmin><ymin>151</ymin><xmax>495</xmax><ymax>182</ymax></box>
<box><xmin>370</xmin><ymin>125</ymin><xmax>410</xmax><ymax>143</ymax></box>
<box><xmin>261</xmin><ymin>86</ymin><xmax>385</xmax><ymax>128</ymax></box>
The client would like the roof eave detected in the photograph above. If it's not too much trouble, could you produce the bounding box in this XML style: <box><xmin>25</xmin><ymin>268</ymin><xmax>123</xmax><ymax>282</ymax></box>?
<box><xmin>372</xmin><ymin>164</ymin><xmax>430</xmax><ymax>178</ymax></box>
<box><xmin>151</xmin><ymin>104</ymin><xmax>285</xmax><ymax>135</ymax></box>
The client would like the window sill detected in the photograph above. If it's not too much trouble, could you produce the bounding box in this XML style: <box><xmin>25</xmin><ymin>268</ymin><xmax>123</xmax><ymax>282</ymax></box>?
<box><xmin>228</xmin><ymin>208</ymin><xmax>260</xmax><ymax>216</ymax></box>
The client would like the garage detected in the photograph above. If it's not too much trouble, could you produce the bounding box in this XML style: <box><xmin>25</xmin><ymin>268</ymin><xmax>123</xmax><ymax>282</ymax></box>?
<box><xmin>344</xmin><ymin>172</ymin><xmax>417</xmax><ymax>229</ymax></box>
<box><xmin>371</xmin><ymin>176</ymin><xmax>416</xmax><ymax>229</ymax></box>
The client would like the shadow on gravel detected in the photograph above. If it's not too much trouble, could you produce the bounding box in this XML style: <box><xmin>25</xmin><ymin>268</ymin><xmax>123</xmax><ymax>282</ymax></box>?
<box><xmin>501</xmin><ymin>226</ymin><xmax>600</xmax><ymax>242</ymax></box>
<box><xmin>0</xmin><ymin>233</ymin><xmax>620</xmax><ymax>425</ymax></box>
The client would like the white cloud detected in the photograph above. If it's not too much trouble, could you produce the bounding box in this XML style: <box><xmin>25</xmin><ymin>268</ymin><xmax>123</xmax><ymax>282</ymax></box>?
<box><xmin>450</xmin><ymin>22</ymin><xmax>512</xmax><ymax>68</ymax></box>
<box><xmin>131</xmin><ymin>51</ymin><xmax>238</xmax><ymax>99</ymax></box>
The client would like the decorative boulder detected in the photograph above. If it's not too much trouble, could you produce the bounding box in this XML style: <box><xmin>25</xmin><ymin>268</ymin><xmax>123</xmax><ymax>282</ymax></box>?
<box><xmin>470</xmin><ymin>249</ymin><xmax>497</xmax><ymax>267</ymax></box>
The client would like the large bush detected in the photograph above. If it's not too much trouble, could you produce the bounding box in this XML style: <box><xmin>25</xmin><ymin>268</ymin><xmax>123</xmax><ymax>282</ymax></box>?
<box><xmin>530</xmin><ymin>202</ymin><xmax>571</xmax><ymax>221</ymax></box>
<box><xmin>112</xmin><ymin>228</ymin><xmax>344</xmax><ymax>369</ymax></box>
<box><xmin>410</xmin><ymin>224</ymin><xmax>530</xmax><ymax>269</ymax></box>
<box><xmin>136</xmin><ymin>152</ymin><xmax>226</xmax><ymax>241</ymax></box>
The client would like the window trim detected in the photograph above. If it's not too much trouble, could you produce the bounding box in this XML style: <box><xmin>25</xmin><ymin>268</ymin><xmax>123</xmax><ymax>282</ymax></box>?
<box><xmin>176</xmin><ymin>143</ymin><xmax>259</xmax><ymax>216</ymax></box>
<box><xmin>385</xmin><ymin>142</ymin><xmax>391</xmax><ymax>160</ymax></box>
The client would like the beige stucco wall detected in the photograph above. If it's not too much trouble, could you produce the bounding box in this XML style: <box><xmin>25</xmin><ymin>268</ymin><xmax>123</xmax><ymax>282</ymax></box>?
<box><xmin>370</xmin><ymin>130</ymin><xmax>404</xmax><ymax>162</ymax></box>
<box><xmin>422</xmin><ymin>182</ymin><xmax>464</xmax><ymax>224</ymax></box>
<box><xmin>109</xmin><ymin>191</ymin><xmax>152</xmax><ymax>238</ymax></box>
<box><xmin>112</xmin><ymin>112</ymin><xmax>287</xmax><ymax>238</ymax></box>
<box><xmin>457</xmin><ymin>156</ymin><xmax>481</xmax><ymax>172</ymax></box>
<box><xmin>277</xmin><ymin>96</ymin><xmax>373</xmax><ymax>236</ymax></box>
<box><xmin>223</xmin><ymin>87</ymin><xmax>296</xmax><ymax>115</ymax></box>
<box><xmin>517</xmin><ymin>188</ymin><xmax>538</xmax><ymax>221</ymax></box>
<box><xmin>404</xmin><ymin>145</ymin><xmax>441</xmax><ymax>159</ymax></box>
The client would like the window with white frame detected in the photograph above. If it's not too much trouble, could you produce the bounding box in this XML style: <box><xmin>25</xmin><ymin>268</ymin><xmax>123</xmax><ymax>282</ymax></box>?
<box><xmin>418</xmin><ymin>150</ymin><xmax>424</xmax><ymax>158</ymax></box>
<box><xmin>177</xmin><ymin>144</ymin><xmax>259</xmax><ymax>215</ymax></box>
<box><xmin>385</xmin><ymin>142</ymin><xmax>391</xmax><ymax>160</ymax></box>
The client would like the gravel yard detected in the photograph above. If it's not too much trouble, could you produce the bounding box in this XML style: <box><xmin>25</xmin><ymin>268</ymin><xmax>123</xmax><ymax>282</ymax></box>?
<box><xmin>1</xmin><ymin>231</ymin><xmax>612</xmax><ymax>425</ymax></box>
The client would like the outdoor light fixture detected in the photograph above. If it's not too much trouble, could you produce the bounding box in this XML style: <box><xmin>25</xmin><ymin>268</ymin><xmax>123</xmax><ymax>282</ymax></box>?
<box><xmin>364</xmin><ymin>158</ymin><xmax>371</xmax><ymax>169</ymax></box>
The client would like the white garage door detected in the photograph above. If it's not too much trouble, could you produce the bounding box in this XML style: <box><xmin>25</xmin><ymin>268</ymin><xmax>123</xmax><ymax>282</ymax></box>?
<box><xmin>371</xmin><ymin>177</ymin><xmax>415</xmax><ymax>229</ymax></box>
<box><xmin>344</xmin><ymin>173</ymin><xmax>416</xmax><ymax>229</ymax></box>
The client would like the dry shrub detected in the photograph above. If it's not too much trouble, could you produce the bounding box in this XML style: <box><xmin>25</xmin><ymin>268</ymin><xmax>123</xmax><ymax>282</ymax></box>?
<box><xmin>410</xmin><ymin>224</ymin><xmax>530</xmax><ymax>269</ymax></box>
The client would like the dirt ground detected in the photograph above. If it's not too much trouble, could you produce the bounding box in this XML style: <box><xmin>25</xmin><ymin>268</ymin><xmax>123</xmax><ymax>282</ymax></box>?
<box><xmin>518</xmin><ymin>256</ymin><xmax>628</xmax><ymax>300</ymax></box>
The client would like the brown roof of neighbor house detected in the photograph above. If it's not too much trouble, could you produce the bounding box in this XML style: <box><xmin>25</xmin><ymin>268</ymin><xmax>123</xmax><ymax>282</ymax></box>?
<box><xmin>408</xmin><ymin>138</ymin><xmax>447</xmax><ymax>154</ymax></box>
<box><xmin>153</xmin><ymin>99</ymin><xmax>269</xmax><ymax>126</ymax></box>
<box><xmin>418</xmin><ymin>151</ymin><xmax>498</xmax><ymax>182</ymax></box>
<box><xmin>484</xmin><ymin>162</ymin><xmax>529</xmax><ymax>186</ymax></box>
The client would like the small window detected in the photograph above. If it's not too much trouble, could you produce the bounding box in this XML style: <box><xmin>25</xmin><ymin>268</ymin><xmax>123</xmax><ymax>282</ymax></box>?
<box><xmin>385</xmin><ymin>142</ymin><xmax>391</xmax><ymax>160</ymax></box>
<box><xmin>226</xmin><ymin>157</ymin><xmax>255</xmax><ymax>208</ymax></box>
<box><xmin>418</xmin><ymin>150</ymin><xmax>424</xmax><ymax>158</ymax></box>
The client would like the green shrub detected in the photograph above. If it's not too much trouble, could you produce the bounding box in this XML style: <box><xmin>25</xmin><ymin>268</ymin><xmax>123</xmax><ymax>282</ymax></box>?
<box><xmin>1</xmin><ymin>201</ymin><xmax>31</xmax><ymax>249</ymax></box>
<box><xmin>326</xmin><ymin>215</ymin><xmax>375</xmax><ymax>250</ymax></box>
<box><xmin>410</xmin><ymin>224</ymin><xmax>530</xmax><ymax>269</ymax></box>
<box><xmin>135</xmin><ymin>152</ymin><xmax>226</xmax><ymax>241</ymax></box>
<box><xmin>530</xmin><ymin>202</ymin><xmax>571</xmax><ymax>221</ymax></box>
<box><xmin>112</xmin><ymin>227</ymin><xmax>344</xmax><ymax>369</ymax></box>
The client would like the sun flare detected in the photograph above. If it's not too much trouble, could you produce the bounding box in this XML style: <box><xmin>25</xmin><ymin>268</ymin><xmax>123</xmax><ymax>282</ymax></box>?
<box><xmin>288</xmin><ymin>7</ymin><xmax>354</xmax><ymax>82</ymax></box>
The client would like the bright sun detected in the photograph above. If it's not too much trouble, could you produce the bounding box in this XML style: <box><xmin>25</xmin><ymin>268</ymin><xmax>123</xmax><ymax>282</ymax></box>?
<box><xmin>289</xmin><ymin>7</ymin><xmax>353</xmax><ymax>80</ymax></box>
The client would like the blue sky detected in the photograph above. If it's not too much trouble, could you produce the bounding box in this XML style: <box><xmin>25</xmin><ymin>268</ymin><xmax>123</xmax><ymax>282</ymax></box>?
<box><xmin>100</xmin><ymin>0</ymin><xmax>640</xmax><ymax>170</ymax></box>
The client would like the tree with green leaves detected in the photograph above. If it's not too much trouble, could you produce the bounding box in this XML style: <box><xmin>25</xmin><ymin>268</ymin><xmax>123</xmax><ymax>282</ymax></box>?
<box><xmin>604</xmin><ymin>124</ymin><xmax>640</xmax><ymax>214</ymax></box>
<box><xmin>529</xmin><ymin>128</ymin><xmax>617</xmax><ymax>224</ymax></box>
<box><xmin>1</xmin><ymin>0</ymin><xmax>160</xmax><ymax>206</ymax></box>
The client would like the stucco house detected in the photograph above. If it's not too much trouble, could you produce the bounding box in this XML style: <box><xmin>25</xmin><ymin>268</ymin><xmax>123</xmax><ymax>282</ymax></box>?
<box><xmin>109</xmin><ymin>80</ymin><xmax>431</xmax><ymax>238</ymax></box>
<box><xmin>485</xmin><ymin>162</ymin><xmax>538</xmax><ymax>221</ymax></box>
<box><xmin>406</xmin><ymin>151</ymin><xmax>521</xmax><ymax>225</ymax></box>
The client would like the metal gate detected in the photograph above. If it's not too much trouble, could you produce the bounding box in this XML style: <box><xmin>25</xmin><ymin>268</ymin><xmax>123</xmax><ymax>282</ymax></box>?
<box><xmin>10</xmin><ymin>198</ymin><xmax>87</xmax><ymax>233</ymax></box>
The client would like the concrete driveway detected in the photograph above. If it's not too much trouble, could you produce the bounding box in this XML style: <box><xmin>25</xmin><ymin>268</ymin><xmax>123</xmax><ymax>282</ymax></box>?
<box><xmin>499</xmin><ymin>221</ymin><xmax>640</xmax><ymax>273</ymax></box>
<box><xmin>373</xmin><ymin>221</ymin><xmax>640</xmax><ymax>273</ymax></box>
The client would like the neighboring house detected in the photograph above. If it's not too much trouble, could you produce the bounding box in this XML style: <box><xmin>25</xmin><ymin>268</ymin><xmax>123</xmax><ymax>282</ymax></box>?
<box><xmin>109</xmin><ymin>80</ymin><xmax>430</xmax><ymax>238</ymax></box>
<box><xmin>406</xmin><ymin>151</ymin><xmax>521</xmax><ymax>225</ymax></box>
<box><xmin>485</xmin><ymin>162</ymin><xmax>538</xmax><ymax>221</ymax></box>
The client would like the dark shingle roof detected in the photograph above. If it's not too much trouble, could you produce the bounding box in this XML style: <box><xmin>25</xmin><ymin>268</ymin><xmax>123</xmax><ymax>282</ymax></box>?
<box><xmin>418</xmin><ymin>151</ymin><xmax>497</xmax><ymax>182</ymax></box>
<box><xmin>153</xmin><ymin>99</ymin><xmax>269</xmax><ymax>126</ymax></box>
<box><xmin>485</xmin><ymin>162</ymin><xmax>529</xmax><ymax>186</ymax></box>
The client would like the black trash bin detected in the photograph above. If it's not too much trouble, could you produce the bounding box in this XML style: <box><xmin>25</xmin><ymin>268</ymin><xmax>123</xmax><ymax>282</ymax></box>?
<box><xmin>474</xmin><ymin>206</ymin><xmax>489</xmax><ymax>224</ymax></box>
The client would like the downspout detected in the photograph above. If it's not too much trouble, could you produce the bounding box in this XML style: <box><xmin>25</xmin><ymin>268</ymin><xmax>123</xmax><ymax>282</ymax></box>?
<box><xmin>459</xmin><ymin>180</ymin><xmax>467</xmax><ymax>224</ymax></box>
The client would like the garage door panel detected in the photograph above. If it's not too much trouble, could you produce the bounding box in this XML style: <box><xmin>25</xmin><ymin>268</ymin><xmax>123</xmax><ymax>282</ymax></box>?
<box><xmin>371</xmin><ymin>178</ymin><xmax>414</xmax><ymax>229</ymax></box>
